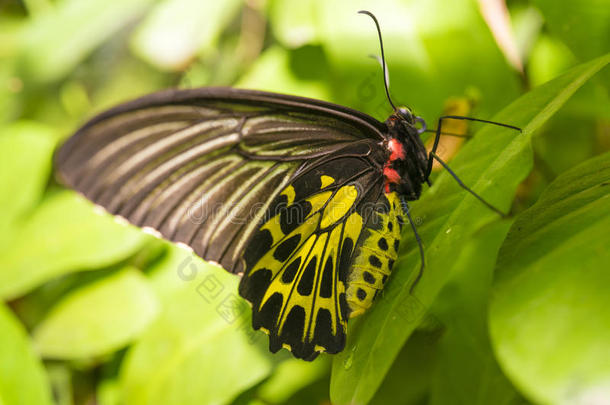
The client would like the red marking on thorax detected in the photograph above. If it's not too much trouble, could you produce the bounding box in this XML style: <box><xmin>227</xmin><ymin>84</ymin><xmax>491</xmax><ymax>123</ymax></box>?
<box><xmin>384</xmin><ymin>166</ymin><xmax>401</xmax><ymax>183</ymax></box>
<box><xmin>383</xmin><ymin>138</ymin><xmax>406</xmax><ymax>193</ymax></box>
<box><xmin>383</xmin><ymin>166</ymin><xmax>400</xmax><ymax>192</ymax></box>
<box><xmin>388</xmin><ymin>139</ymin><xmax>405</xmax><ymax>161</ymax></box>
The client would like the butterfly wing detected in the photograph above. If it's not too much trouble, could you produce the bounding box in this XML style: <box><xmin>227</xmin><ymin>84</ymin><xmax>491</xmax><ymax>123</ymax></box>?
<box><xmin>239</xmin><ymin>144</ymin><xmax>388</xmax><ymax>359</ymax></box>
<box><xmin>55</xmin><ymin>88</ymin><xmax>387</xmax><ymax>276</ymax></box>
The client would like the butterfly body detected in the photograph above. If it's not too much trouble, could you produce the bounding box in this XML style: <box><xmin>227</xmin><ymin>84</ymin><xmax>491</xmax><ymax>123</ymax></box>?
<box><xmin>55</xmin><ymin>87</ymin><xmax>423</xmax><ymax>361</ymax></box>
<box><xmin>382</xmin><ymin>109</ymin><xmax>429</xmax><ymax>198</ymax></box>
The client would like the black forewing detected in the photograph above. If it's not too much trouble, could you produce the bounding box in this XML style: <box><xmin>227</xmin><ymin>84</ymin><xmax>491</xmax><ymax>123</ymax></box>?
<box><xmin>55</xmin><ymin>87</ymin><xmax>387</xmax><ymax>274</ymax></box>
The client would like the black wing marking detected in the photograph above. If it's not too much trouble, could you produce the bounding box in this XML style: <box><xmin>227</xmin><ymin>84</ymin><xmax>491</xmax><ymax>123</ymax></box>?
<box><xmin>55</xmin><ymin>87</ymin><xmax>387</xmax><ymax>274</ymax></box>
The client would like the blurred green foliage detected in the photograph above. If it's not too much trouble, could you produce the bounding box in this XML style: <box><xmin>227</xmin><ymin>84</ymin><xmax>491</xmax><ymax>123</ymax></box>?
<box><xmin>0</xmin><ymin>0</ymin><xmax>608</xmax><ymax>404</ymax></box>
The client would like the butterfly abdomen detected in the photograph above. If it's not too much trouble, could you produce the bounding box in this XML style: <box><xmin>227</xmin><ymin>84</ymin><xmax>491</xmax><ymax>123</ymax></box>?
<box><xmin>346</xmin><ymin>192</ymin><xmax>404</xmax><ymax>317</ymax></box>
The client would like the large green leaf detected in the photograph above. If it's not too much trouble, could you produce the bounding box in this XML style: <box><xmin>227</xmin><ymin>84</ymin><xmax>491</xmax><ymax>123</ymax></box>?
<box><xmin>0</xmin><ymin>304</ymin><xmax>53</xmax><ymax>405</ymax></box>
<box><xmin>120</xmin><ymin>253</ymin><xmax>273</xmax><ymax>405</ymax></box>
<box><xmin>330</xmin><ymin>54</ymin><xmax>610</xmax><ymax>405</ymax></box>
<box><xmin>428</xmin><ymin>221</ymin><xmax>525</xmax><ymax>405</ymax></box>
<box><xmin>489</xmin><ymin>150</ymin><xmax>610</xmax><ymax>404</ymax></box>
<box><xmin>0</xmin><ymin>192</ymin><xmax>147</xmax><ymax>300</ymax></box>
<box><xmin>365</xmin><ymin>222</ymin><xmax>525</xmax><ymax>405</ymax></box>
<box><xmin>33</xmin><ymin>268</ymin><xmax>158</xmax><ymax>359</ymax></box>
<box><xmin>368</xmin><ymin>330</ymin><xmax>441</xmax><ymax>405</ymax></box>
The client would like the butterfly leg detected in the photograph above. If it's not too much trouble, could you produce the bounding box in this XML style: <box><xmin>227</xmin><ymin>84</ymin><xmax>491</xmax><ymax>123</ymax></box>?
<box><xmin>430</xmin><ymin>152</ymin><xmax>506</xmax><ymax>217</ymax></box>
<box><xmin>399</xmin><ymin>197</ymin><xmax>425</xmax><ymax>293</ymax></box>
<box><xmin>425</xmin><ymin>115</ymin><xmax>518</xmax><ymax>217</ymax></box>
<box><xmin>426</xmin><ymin>115</ymin><xmax>521</xmax><ymax>177</ymax></box>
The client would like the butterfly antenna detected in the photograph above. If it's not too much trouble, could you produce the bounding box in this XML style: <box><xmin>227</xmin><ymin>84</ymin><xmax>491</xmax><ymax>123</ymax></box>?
<box><xmin>368</xmin><ymin>54</ymin><xmax>390</xmax><ymax>88</ymax></box>
<box><xmin>423</xmin><ymin>128</ymin><xmax>471</xmax><ymax>138</ymax></box>
<box><xmin>359</xmin><ymin>10</ymin><xmax>397</xmax><ymax>111</ymax></box>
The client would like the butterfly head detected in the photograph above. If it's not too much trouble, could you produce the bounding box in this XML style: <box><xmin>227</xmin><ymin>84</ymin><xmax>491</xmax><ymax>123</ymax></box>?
<box><xmin>396</xmin><ymin>106</ymin><xmax>428</xmax><ymax>134</ymax></box>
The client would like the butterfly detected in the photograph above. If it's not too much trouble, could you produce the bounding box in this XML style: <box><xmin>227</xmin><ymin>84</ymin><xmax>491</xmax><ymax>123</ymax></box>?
<box><xmin>54</xmin><ymin>11</ymin><xmax>519</xmax><ymax>361</ymax></box>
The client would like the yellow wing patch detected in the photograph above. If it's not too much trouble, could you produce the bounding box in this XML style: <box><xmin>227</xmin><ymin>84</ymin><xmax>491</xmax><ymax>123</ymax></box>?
<box><xmin>281</xmin><ymin>184</ymin><xmax>296</xmax><ymax>206</ymax></box>
<box><xmin>320</xmin><ymin>175</ymin><xmax>335</xmax><ymax>188</ymax></box>
<box><xmin>321</xmin><ymin>185</ymin><xmax>358</xmax><ymax>228</ymax></box>
<box><xmin>239</xmin><ymin>175</ymin><xmax>365</xmax><ymax>360</ymax></box>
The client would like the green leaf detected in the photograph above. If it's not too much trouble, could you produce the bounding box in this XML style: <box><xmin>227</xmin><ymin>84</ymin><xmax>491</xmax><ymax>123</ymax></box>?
<box><xmin>257</xmin><ymin>357</ymin><xmax>330</xmax><ymax>404</ymax></box>
<box><xmin>97</xmin><ymin>379</ymin><xmax>121</xmax><ymax>405</ymax></box>
<box><xmin>0</xmin><ymin>304</ymin><xmax>53</xmax><ymax>405</ymax></box>
<box><xmin>0</xmin><ymin>121</ymin><xmax>56</xmax><ymax>236</ymax></box>
<box><xmin>528</xmin><ymin>34</ymin><xmax>576</xmax><ymax>87</ymax></box>
<box><xmin>489</xmin><ymin>150</ymin><xmax>610</xmax><ymax>404</ymax></box>
<box><xmin>130</xmin><ymin>0</ymin><xmax>242</xmax><ymax>70</ymax></box>
<box><xmin>330</xmin><ymin>54</ymin><xmax>610</xmax><ymax>405</ymax></box>
<box><xmin>148</xmin><ymin>243</ymin><xmax>212</xmax><ymax>303</ymax></box>
<box><xmin>20</xmin><ymin>0</ymin><xmax>154</xmax><ymax>82</ymax></box>
<box><xmin>45</xmin><ymin>364</ymin><xmax>72</xmax><ymax>405</ymax></box>
<box><xmin>121</xmin><ymin>255</ymin><xmax>273</xmax><ymax>405</ymax></box>
<box><xmin>533</xmin><ymin>0</ymin><xmax>610</xmax><ymax>88</ymax></box>
<box><xmin>0</xmin><ymin>63</ymin><xmax>20</xmax><ymax>126</ymax></box>
<box><xmin>369</xmin><ymin>331</ymin><xmax>441</xmax><ymax>405</ymax></box>
<box><xmin>428</xmin><ymin>221</ymin><xmax>525</xmax><ymax>405</ymax></box>
<box><xmin>236</xmin><ymin>45</ymin><xmax>331</xmax><ymax>101</ymax></box>
<box><xmin>268</xmin><ymin>0</ymin><xmax>320</xmax><ymax>48</ymax></box>
<box><xmin>0</xmin><ymin>191</ymin><xmax>148</xmax><ymax>300</ymax></box>
<box><xmin>532</xmin><ymin>0</ymin><xmax>610</xmax><ymax>64</ymax></box>
<box><xmin>33</xmin><ymin>268</ymin><xmax>158</xmax><ymax>359</ymax></box>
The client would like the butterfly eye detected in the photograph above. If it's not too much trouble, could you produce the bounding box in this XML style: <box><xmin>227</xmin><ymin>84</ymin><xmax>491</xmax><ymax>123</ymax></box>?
<box><xmin>397</xmin><ymin>107</ymin><xmax>413</xmax><ymax>123</ymax></box>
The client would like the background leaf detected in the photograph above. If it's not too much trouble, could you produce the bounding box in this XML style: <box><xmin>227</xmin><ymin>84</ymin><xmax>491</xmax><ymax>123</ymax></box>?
<box><xmin>0</xmin><ymin>192</ymin><xmax>148</xmax><ymax>299</ymax></box>
<box><xmin>19</xmin><ymin>0</ymin><xmax>154</xmax><ymax>82</ymax></box>
<box><xmin>0</xmin><ymin>304</ymin><xmax>53</xmax><ymax>405</ymax></box>
<box><xmin>235</xmin><ymin>44</ymin><xmax>331</xmax><ymax>100</ymax></box>
<box><xmin>256</xmin><ymin>357</ymin><xmax>330</xmax><ymax>404</ymax></box>
<box><xmin>33</xmin><ymin>268</ymin><xmax>159</xmax><ymax>359</ymax></box>
<box><xmin>130</xmin><ymin>0</ymin><xmax>242</xmax><ymax>70</ymax></box>
<box><xmin>531</xmin><ymin>0</ymin><xmax>610</xmax><ymax>74</ymax></box>
<box><xmin>489</xmin><ymin>150</ymin><xmax>610</xmax><ymax>404</ymax></box>
<box><xmin>120</xmin><ymin>254</ymin><xmax>273</xmax><ymax>405</ymax></box>
<box><xmin>276</xmin><ymin>0</ymin><xmax>521</xmax><ymax>121</ymax></box>
<box><xmin>0</xmin><ymin>121</ymin><xmax>56</xmax><ymax>241</ymax></box>
<box><xmin>330</xmin><ymin>54</ymin><xmax>610</xmax><ymax>405</ymax></box>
